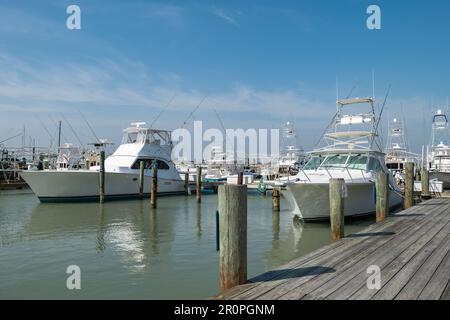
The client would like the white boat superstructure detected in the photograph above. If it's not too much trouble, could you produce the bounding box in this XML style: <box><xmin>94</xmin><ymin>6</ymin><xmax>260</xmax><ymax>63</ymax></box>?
<box><xmin>427</xmin><ymin>110</ymin><xmax>450</xmax><ymax>188</ymax></box>
<box><xmin>384</xmin><ymin>117</ymin><xmax>419</xmax><ymax>185</ymax></box>
<box><xmin>278</xmin><ymin>121</ymin><xmax>306</xmax><ymax>175</ymax></box>
<box><xmin>21</xmin><ymin>122</ymin><xmax>185</xmax><ymax>202</ymax></box>
<box><xmin>281</xmin><ymin>97</ymin><xmax>403</xmax><ymax>221</ymax></box>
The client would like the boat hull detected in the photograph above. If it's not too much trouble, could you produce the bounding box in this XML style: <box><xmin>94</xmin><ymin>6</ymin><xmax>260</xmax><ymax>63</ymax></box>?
<box><xmin>283</xmin><ymin>182</ymin><xmax>403</xmax><ymax>221</ymax></box>
<box><xmin>429</xmin><ymin>171</ymin><xmax>450</xmax><ymax>189</ymax></box>
<box><xmin>20</xmin><ymin>170</ymin><xmax>185</xmax><ymax>202</ymax></box>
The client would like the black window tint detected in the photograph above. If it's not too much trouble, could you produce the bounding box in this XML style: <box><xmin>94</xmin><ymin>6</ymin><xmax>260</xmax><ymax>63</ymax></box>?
<box><xmin>132</xmin><ymin>159</ymin><xmax>168</xmax><ymax>170</ymax></box>
<box><xmin>157</xmin><ymin>160</ymin><xmax>169</xmax><ymax>170</ymax></box>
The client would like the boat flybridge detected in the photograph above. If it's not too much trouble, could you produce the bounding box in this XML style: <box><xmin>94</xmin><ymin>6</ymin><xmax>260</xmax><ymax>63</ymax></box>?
<box><xmin>281</xmin><ymin>97</ymin><xmax>403</xmax><ymax>221</ymax></box>
<box><xmin>384</xmin><ymin>117</ymin><xmax>419</xmax><ymax>182</ymax></box>
<box><xmin>427</xmin><ymin>110</ymin><xmax>450</xmax><ymax>188</ymax></box>
<box><xmin>20</xmin><ymin>122</ymin><xmax>185</xmax><ymax>202</ymax></box>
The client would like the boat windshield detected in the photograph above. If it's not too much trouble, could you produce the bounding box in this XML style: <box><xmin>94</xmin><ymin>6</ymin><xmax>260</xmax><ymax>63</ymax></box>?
<box><xmin>367</xmin><ymin>157</ymin><xmax>383</xmax><ymax>172</ymax></box>
<box><xmin>303</xmin><ymin>156</ymin><xmax>324</xmax><ymax>170</ymax></box>
<box><xmin>347</xmin><ymin>155</ymin><xmax>368</xmax><ymax>170</ymax></box>
<box><xmin>122</xmin><ymin>131</ymin><xmax>148</xmax><ymax>144</ymax></box>
<box><xmin>321</xmin><ymin>154</ymin><xmax>349</xmax><ymax>168</ymax></box>
<box><xmin>304</xmin><ymin>154</ymin><xmax>369</xmax><ymax>171</ymax></box>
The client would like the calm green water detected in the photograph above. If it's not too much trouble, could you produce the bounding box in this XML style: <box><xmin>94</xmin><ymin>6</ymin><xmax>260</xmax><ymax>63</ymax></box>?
<box><xmin>0</xmin><ymin>191</ymin><xmax>374</xmax><ymax>299</ymax></box>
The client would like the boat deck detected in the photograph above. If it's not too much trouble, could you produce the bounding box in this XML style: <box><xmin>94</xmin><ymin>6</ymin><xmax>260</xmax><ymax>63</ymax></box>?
<box><xmin>214</xmin><ymin>198</ymin><xmax>450</xmax><ymax>300</ymax></box>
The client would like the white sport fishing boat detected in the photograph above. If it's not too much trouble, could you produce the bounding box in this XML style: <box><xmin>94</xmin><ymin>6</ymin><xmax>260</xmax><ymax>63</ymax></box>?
<box><xmin>281</xmin><ymin>97</ymin><xmax>403</xmax><ymax>221</ymax></box>
<box><xmin>384</xmin><ymin>117</ymin><xmax>418</xmax><ymax>185</ymax></box>
<box><xmin>427</xmin><ymin>110</ymin><xmax>450</xmax><ymax>188</ymax></box>
<box><xmin>21</xmin><ymin>122</ymin><xmax>185</xmax><ymax>202</ymax></box>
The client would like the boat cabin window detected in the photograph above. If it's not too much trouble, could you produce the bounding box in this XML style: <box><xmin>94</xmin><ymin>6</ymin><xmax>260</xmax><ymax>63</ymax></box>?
<box><xmin>131</xmin><ymin>159</ymin><xmax>170</xmax><ymax>170</ymax></box>
<box><xmin>367</xmin><ymin>157</ymin><xmax>383</xmax><ymax>172</ymax></box>
<box><xmin>122</xmin><ymin>132</ymin><xmax>139</xmax><ymax>144</ymax></box>
<box><xmin>303</xmin><ymin>156</ymin><xmax>324</xmax><ymax>170</ymax></box>
<box><xmin>321</xmin><ymin>154</ymin><xmax>349</xmax><ymax>168</ymax></box>
<box><xmin>346</xmin><ymin>155</ymin><xmax>368</xmax><ymax>170</ymax></box>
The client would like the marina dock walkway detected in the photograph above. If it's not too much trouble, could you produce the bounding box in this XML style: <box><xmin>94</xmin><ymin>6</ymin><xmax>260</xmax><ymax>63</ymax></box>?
<box><xmin>214</xmin><ymin>198</ymin><xmax>450</xmax><ymax>300</ymax></box>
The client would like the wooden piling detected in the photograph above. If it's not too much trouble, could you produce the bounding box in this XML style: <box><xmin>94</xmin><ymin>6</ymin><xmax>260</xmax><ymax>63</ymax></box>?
<box><xmin>329</xmin><ymin>178</ymin><xmax>344</xmax><ymax>242</ymax></box>
<box><xmin>375</xmin><ymin>172</ymin><xmax>389</xmax><ymax>223</ymax></box>
<box><xmin>404</xmin><ymin>162</ymin><xmax>414</xmax><ymax>209</ymax></box>
<box><xmin>218</xmin><ymin>184</ymin><xmax>247</xmax><ymax>291</ymax></box>
<box><xmin>196</xmin><ymin>166</ymin><xmax>202</xmax><ymax>203</ymax></box>
<box><xmin>421</xmin><ymin>168</ymin><xmax>431</xmax><ymax>199</ymax></box>
<box><xmin>273</xmin><ymin>188</ymin><xmax>280</xmax><ymax>212</ymax></box>
<box><xmin>139</xmin><ymin>160</ymin><xmax>145</xmax><ymax>199</ymax></box>
<box><xmin>184</xmin><ymin>172</ymin><xmax>191</xmax><ymax>196</ymax></box>
<box><xmin>85</xmin><ymin>159</ymin><xmax>90</xmax><ymax>170</ymax></box>
<box><xmin>237</xmin><ymin>172</ymin><xmax>243</xmax><ymax>185</ymax></box>
<box><xmin>99</xmin><ymin>151</ymin><xmax>105</xmax><ymax>203</ymax></box>
<box><xmin>151</xmin><ymin>165</ymin><xmax>158</xmax><ymax>208</ymax></box>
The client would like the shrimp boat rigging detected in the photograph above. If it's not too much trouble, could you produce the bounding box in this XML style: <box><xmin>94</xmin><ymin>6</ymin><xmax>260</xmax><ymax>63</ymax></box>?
<box><xmin>20</xmin><ymin>122</ymin><xmax>185</xmax><ymax>202</ymax></box>
<box><xmin>281</xmin><ymin>97</ymin><xmax>403</xmax><ymax>221</ymax></box>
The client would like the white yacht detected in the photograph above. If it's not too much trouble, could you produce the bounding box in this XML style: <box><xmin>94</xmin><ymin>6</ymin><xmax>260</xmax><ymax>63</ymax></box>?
<box><xmin>278</xmin><ymin>121</ymin><xmax>306</xmax><ymax>175</ymax></box>
<box><xmin>427</xmin><ymin>110</ymin><xmax>450</xmax><ymax>188</ymax></box>
<box><xmin>21</xmin><ymin>122</ymin><xmax>185</xmax><ymax>202</ymax></box>
<box><xmin>281</xmin><ymin>97</ymin><xmax>403</xmax><ymax>221</ymax></box>
<box><xmin>384</xmin><ymin>117</ymin><xmax>419</xmax><ymax>185</ymax></box>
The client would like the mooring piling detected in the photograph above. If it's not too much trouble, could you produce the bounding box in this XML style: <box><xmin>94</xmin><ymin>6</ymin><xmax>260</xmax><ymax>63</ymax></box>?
<box><xmin>272</xmin><ymin>188</ymin><xmax>280</xmax><ymax>212</ymax></box>
<box><xmin>218</xmin><ymin>184</ymin><xmax>247</xmax><ymax>291</ymax></box>
<box><xmin>421</xmin><ymin>168</ymin><xmax>431</xmax><ymax>200</ymax></box>
<box><xmin>237</xmin><ymin>172</ymin><xmax>243</xmax><ymax>185</ymax></box>
<box><xmin>196</xmin><ymin>166</ymin><xmax>202</xmax><ymax>203</ymax></box>
<box><xmin>375</xmin><ymin>172</ymin><xmax>389</xmax><ymax>222</ymax></box>
<box><xmin>151</xmin><ymin>164</ymin><xmax>158</xmax><ymax>208</ymax></box>
<box><xmin>139</xmin><ymin>160</ymin><xmax>145</xmax><ymax>199</ymax></box>
<box><xmin>329</xmin><ymin>178</ymin><xmax>345</xmax><ymax>242</ymax></box>
<box><xmin>99</xmin><ymin>151</ymin><xmax>105</xmax><ymax>203</ymax></box>
<box><xmin>184</xmin><ymin>172</ymin><xmax>191</xmax><ymax>196</ymax></box>
<box><xmin>404</xmin><ymin>162</ymin><xmax>415</xmax><ymax>209</ymax></box>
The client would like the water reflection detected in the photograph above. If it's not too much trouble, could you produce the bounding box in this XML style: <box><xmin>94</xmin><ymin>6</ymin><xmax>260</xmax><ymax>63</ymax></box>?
<box><xmin>96</xmin><ymin>204</ymin><xmax>106</xmax><ymax>252</ymax></box>
<box><xmin>0</xmin><ymin>192</ymin><xmax>374</xmax><ymax>299</ymax></box>
<box><xmin>196</xmin><ymin>204</ymin><xmax>202</xmax><ymax>240</ymax></box>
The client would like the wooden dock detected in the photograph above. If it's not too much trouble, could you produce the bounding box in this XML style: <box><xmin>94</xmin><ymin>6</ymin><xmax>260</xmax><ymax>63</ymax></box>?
<box><xmin>214</xmin><ymin>198</ymin><xmax>450</xmax><ymax>300</ymax></box>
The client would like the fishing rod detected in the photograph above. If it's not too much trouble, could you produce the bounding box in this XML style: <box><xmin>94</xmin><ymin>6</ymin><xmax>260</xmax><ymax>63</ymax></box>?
<box><xmin>77</xmin><ymin>108</ymin><xmax>100</xmax><ymax>143</ymax></box>
<box><xmin>372</xmin><ymin>84</ymin><xmax>391</xmax><ymax>148</ymax></box>
<box><xmin>60</xmin><ymin>113</ymin><xmax>84</xmax><ymax>148</ymax></box>
<box><xmin>180</xmin><ymin>93</ymin><xmax>209</xmax><ymax>128</ymax></box>
<box><xmin>36</xmin><ymin>116</ymin><xmax>55</xmax><ymax>149</ymax></box>
<box><xmin>150</xmin><ymin>93</ymin><xmax>177</xmax><ymax>128</ymax></box>
<box><xmin>0</xmin><ymin>132</ymin><xmax>23</xmax><ymax>145</ymax></box>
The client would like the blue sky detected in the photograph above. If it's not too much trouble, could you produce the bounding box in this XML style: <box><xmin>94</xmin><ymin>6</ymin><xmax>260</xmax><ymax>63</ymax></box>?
<box><xmin>0</xmin><ymin>0</ymin><xmax>449</xmax><ymax>152</ymax></box>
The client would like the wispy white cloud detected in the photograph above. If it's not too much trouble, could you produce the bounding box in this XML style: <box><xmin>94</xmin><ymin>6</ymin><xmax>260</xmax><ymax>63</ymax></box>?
<box><xmin>212</xmin><ymin>7</ymin><xmax>240</xmax><ymax>26</ymax></box>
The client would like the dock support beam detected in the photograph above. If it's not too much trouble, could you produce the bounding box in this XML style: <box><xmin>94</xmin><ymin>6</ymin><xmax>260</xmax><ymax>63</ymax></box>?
<box><xmin>329</xmin><ymin>178</ymin><xmax>344</xmax><ymax>242</ymax></box>
<box><xmin>151</xmin><ymin>165</ymin><xmax>158</xmax><ymax>208</ymax></box>
<box><xmin>196</xmin><ymin>166</ymin><xmax>202</xmax><ymax>203</ymax></box>
<box><xmin>404</xmin><ymin>162</ymin><xmax>414</xmax><ymax>209</ymax></box>
<box><xmin>273</xmin><ymin>188</ymin><xmax>280</xmax><ymax>212</ymax></box>
<box><xmin>99</xmin><ymin>151</ymin><xmax>105</xmax><ymax>203</ymax></box>
<box><xmin>375</xmin><ymin>172</ymin><xmax>389</xmax><ymax>222</ymax></box>
<box><xmin>139</xmin><ymin>160</ymin><xmax>145</xmax><ymax>199</ymax></box>
<box><xmin>421</xmin><ymin>168</ymin><xmax>431</xmax><ymax>200</ymax></box>
<box><xmin>218</xmin><ymin>184</ymin><xmax>247</xmax><ymax>291</ymax></box>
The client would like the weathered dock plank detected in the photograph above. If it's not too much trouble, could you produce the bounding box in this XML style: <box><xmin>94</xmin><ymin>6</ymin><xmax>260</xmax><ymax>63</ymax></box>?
<box><xmin>217</xmin><ymin>202</ymin><xmax>443</xmax><ymax>300</ymax></box>
<box><xmin>214</xmin><ymin>198</ymin><xmax>450</xmax><ymax>300</ymax></box>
